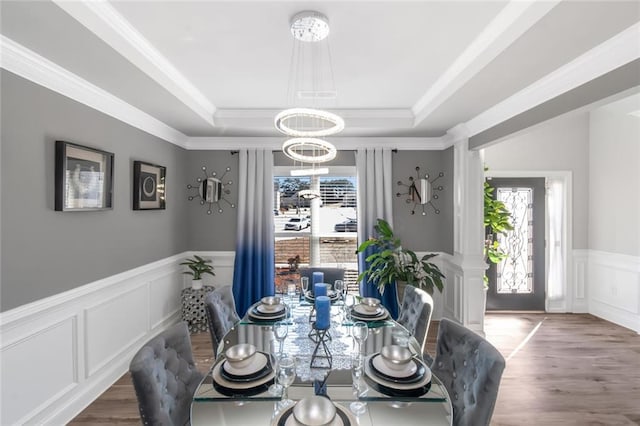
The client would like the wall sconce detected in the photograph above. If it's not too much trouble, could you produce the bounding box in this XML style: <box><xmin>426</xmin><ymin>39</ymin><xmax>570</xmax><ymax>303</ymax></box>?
<box><xmin>397</xmin><ymin>166</ymin><xmax>444</xmax><ymax>215</ymax></box>
<box><xmin>187</xmin><ymin>166</ymin><xmax>235</xmax><ymax>214</ymax></box>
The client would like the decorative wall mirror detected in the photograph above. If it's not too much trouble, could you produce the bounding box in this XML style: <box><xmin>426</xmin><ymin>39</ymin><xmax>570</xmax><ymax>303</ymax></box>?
<box><xmin>397</xmin><ymin>166</ymin><xmax>444</xmax><ymax>215</ymax></box>
<box><xmin>187</xmin><ymin>166</ymin><xmax>235</xmax><ymax>214</ymax></box>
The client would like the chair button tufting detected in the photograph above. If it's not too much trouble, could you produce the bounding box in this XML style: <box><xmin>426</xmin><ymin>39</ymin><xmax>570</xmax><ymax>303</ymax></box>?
<box><xmin>454</xmin><ymin>392</ymin><xmax>458</xmax><ymax>400</ymax></box>
<box><xmin>463</xmin><ymin>360</ymin><xmax>467</xmax><ymax>367</ymax></box>
<box><xmin>452</xmin><ymin>372</ymin><xmax>457</xmax><ymax>378</ymax></box>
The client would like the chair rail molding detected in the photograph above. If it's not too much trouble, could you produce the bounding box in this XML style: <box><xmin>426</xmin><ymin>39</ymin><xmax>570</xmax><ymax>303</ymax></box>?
<box><xmin>0</xmin><ymin>252</ymin><xmax>193</xmax><ymax>425</ymax></box>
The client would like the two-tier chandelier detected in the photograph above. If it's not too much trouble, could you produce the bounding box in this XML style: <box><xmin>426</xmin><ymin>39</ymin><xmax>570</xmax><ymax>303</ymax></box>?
<box><xmin>275</xmin><ymin>11</ymin><xmax>344</xmax><ymax>176</ymax></box>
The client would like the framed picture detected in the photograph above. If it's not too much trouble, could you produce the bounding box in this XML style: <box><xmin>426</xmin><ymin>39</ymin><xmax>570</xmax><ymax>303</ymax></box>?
<box><xmin>133</xmin><ymin>161</ymin><xmax>166</xmax><ymax>210</ymax></box>
<box><xmin>55</xmin><ymin>141</ymin><xmax>114</xmax><ymax>211</ymax></box>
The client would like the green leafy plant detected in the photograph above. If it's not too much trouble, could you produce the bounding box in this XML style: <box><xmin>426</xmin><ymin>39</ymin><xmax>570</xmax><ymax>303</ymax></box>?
<box><xmin>180</xmin><ymin>255</ymin><xmax>215</xmax><ymax>280</ymax></box>
<box><xmin>484</xmin><ymin>170</ymin><xmax>514</xmax><ymax>285</ymax></box>
<box><xmin>356</xmin><ymin>219</ymin><xmax>445</xmax><ymax>295</ymax></box>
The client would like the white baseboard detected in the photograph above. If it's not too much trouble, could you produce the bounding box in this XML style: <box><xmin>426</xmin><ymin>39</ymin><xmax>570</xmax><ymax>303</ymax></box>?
<box><xmin>0</xmin><ymin>251</ymin><xmax>237</xmax><ymax>425</ymax></box>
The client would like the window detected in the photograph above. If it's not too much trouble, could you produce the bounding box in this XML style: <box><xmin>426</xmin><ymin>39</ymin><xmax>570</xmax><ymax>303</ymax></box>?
<box><xmin>273</xmin><ymin>168</ymin><xmax>359</xmax><ymax>294</ymax></box>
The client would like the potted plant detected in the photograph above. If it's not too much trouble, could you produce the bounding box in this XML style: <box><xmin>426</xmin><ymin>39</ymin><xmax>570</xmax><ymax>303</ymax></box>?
<box><xmin>356</xmin><ymin>219</ymin><xmax>445</xmax><ymax>299</ymax></box>
<box><xmin>287</xmin><ymin>254</ymin><xmax>301</xmax><ymax>272</ymax></box>
<box><xmin>483</xmin><ymin>173</ymin><xmax>514</xmax><ymax>282</ymax></box>
<box><xmin>180</xmin><ymin>255</ymin><xmax>215</xmax><ymax>290</ymax></box>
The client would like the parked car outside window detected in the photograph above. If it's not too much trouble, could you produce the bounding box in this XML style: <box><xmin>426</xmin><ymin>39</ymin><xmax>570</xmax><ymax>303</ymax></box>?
<box><xmin>284</xmin><ymin>217</ymin><xmax>310</xmax><ymax>231</ymax></box>
<box><xmin>334</xmin><ymin>219</ymin><xmax>357</xmax><ymax>232</ymax></box>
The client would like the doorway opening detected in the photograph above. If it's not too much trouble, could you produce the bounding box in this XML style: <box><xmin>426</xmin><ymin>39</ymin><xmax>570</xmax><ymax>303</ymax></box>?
<box><xmin>485</xmin><ymin>171</ymin><xmax>572</xmax><ymax>313</ymax></box>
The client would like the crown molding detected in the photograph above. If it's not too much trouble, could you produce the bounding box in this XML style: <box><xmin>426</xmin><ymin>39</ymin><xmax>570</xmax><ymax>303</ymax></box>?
<box><xmin>185</xmin><ymin>136</ymin><xmax>447</xmax><ymax>151</ymax></box>
<box><xmin>214</xmin><ymin>108</ymin><xmax>415</xmax><ymax>130</ymax></box>
<box><xmin>464</xmin><ymin>22</ymin><xmax>640</xmax><ymax>137</ymax></box>
<box><xmin>52</xmin><ymin>0</ymin><xmax>216</xmax><ymax>128</ymax></box>
<box><xmin>412</xmin><ymin>0</ymin><xmax>560</xmax><ymax>126</ymax></box>
<box><xmin>0</xmin><ymin>35</ymin><xmax>188</xmax><ymax>148</ymax></box>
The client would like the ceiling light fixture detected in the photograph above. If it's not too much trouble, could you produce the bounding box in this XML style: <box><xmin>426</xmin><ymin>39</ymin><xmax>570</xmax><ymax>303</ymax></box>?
<box><xmin>277</xmin><ymin>11</ymin><xmax>343</xmax><ymax>174</ymax></box>
<box><xmin>282</xmin><ymin>138</ymin><xmax>337</xmax><ymax>163</ymax></box>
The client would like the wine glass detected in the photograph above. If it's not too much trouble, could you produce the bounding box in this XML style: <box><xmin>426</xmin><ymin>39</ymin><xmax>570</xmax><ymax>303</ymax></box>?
<box><xmin>334</xmin><ymin>280</ymin><xmax>344</xmax><ymax>302</ymax></box>
<box><xmin>268</xmin><ymin>340</ymin><xmax>282</xmax><ymax>396</ymax></box>
<box><xmin>349</xmin><ymin>354</ymin><xmax>368</xmax><ymax>416</ymax></box>
<box><xmin>352</xmin><ymin>322</ymin><xmax>368</xmax><ymax>356</ymax></box>
<box><xmin>301</xmin><ymin>276</ymin><xmax>309</xmax><ymax>297</ymax></box>
<box><xmin>277</xmin><ymin>356</ymin><xmax>296</xmax><ymax>409</ymax></box>
<box><xmin>343</xmin><ymin>294</ymin><xmax>355</xmax><ymax>324</ymax></box>
<box><xmin>274</xmin><ymin>321</ymin><xmax>288</xmax><ymax>357</ymax></box>
<box><xmin>287</xmin><ymin>283</ymin><xmax>297</xmax><ymax>307</ymax></box>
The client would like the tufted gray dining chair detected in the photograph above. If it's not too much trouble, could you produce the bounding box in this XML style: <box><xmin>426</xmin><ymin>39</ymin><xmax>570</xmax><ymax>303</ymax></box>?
<box><xmin>431</xmin><ymin>318</ymin><xmax>506</xmax><ymax>426</ymax></box>
<box><xmin>129</xmin><ymin>322</ymin><xmax>204</xmax><ymax>426</ymax></box>
<box><xmin>204</xmin><ymin>285</ymin><xmax>240</xmax><ymax>357</ymax></box>
<box><xmin>396</xmin><ymin>285</ymin><xmax>434</xmax><ymax>356</ymax></box>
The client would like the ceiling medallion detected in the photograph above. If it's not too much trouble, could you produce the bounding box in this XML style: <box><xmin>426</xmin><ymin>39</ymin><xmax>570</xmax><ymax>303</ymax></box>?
<box><xmin>290</xmin><ymin>11</ymin><xmax>330</xmax><ymax>42</ymax></box>
<box><xmin>282</xmin><ymin>138</ymin><xmax>337</xmax><ymax>163</ymax></box>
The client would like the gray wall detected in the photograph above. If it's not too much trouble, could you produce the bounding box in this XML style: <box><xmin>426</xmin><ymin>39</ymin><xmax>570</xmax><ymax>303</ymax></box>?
<box><xmin>589</xmin><ymin>108</ymin><xmax>640</xmax><ymax>256</ymax></box>
<box><xmin>392</xmin><ymin>148</ymin><xmax>454</xmax><ymax>254</ymax></box>
<box><xmin>185</xmin><ymin>150</ymin><xmax>239</xmax><ymax>251</ymax></box>
<box><xmin>483</xmin><ymin>112</ymin><xmax>590</xmax><ymax>249</ymax></box>
<box><xmin>1</xmin><ymin>71</ymin><xmax>189</xmax><ymax>311</ymax></box>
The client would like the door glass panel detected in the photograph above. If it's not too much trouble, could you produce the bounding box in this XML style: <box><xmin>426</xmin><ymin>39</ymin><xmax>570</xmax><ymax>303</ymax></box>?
<box><xmin>496</xmin><ymin>187</ymin><xmax>533</xmax><ymax>294</ymax></box>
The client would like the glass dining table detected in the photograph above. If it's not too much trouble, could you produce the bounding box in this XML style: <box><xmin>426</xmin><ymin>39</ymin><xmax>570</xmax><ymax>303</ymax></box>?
<box><xmin>191</xmin><ymin>297</ymin><xmax>452</xmax><ymax>425</ymax></box>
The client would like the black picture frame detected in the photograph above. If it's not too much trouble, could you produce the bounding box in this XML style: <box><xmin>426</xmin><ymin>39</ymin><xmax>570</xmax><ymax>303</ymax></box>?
<box><xmin>55</xmin><ymin>141</ymin><xmax>114</xmax><ymax>211</ymax></box>
<box><xmin>133</xmin><ymin>161</ymin><xmax>166</xmax><ymax>210</ymax></box>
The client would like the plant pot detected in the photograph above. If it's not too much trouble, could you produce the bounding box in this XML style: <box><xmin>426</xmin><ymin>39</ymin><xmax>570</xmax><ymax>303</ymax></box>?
<box><xmin>192</xmin><ymin>279</ymin><xmax>203</xmax><ymax>290</ymax></box>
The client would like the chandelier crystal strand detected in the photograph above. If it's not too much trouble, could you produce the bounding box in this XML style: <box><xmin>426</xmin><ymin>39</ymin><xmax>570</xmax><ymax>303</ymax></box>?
<box><xmin>277</xmin><ymin>10</ymin><xmax>342</xmax><ymax>174</ymax></box>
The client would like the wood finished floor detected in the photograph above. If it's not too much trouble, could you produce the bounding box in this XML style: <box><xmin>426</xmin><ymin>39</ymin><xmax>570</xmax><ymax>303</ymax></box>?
<box><xmin>69</xmin><ymin>313</ymin><xmax>640</xmax><ymax>425</ymax></box>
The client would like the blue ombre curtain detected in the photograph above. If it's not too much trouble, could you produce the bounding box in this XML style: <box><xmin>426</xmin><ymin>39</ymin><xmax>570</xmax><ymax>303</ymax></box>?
<box><xmin>356</xmin><ymin>148</ymin><xmax>399</xmax><ymax>319</ymax></box>
<box><xmin>232</xmin><ymin>149</ymin><xmax>275</xmax><ymax>317</ymax></box>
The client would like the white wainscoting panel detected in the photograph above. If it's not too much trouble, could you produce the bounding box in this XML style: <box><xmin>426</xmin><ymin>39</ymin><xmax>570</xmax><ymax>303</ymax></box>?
<box><xmin>1</xmin><ymin>316</ymin><xmax>77</xmax><ymax>425</ymax></box>
<box><xmin>84</xmin><ymin>284</ymin><xmax>150</xmax><ymax>377</ymax></box>
<box><xmin>587</xmin><ymin>250</ymin><xmax>640</xmax><ymax>333</ymax></box>
<box><xmin>572</xmin><ymin>249</ymin><xmax>589</xmax><ymax>313</ymax></box>
<box><xmin>150</xmin><ymin>270</ymin><xmax>184</xmax><ymax>329</ymax></box>
<box><xmin>0</xmin><ymin>253</ymin><xmax>189</xmax><ymax>425</ymax></box>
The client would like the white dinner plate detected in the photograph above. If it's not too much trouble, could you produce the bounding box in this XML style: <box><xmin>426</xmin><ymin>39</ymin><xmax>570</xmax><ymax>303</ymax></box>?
<box><xmin>305</xmin><ymin>290</ymin><xmax>338</xmax><ymax>301</ymax></box>
<box><xmin>350</xmin><ymin>310</ymin><xmax>389</xmax><ymax>322</ymax></box>
<box><xmin>371</xmin><ymin>353</ymin><xmax>418</xmax><ymax>378</ymax></box>
<box><xmin>257</xmin><ymin>304</ymin><xmax>285</xmax><ymax>314</ymax></box>
<box><xmin>222</xmin><ymin>352</ymin><xmax>268</xmax><ymax>377</ymax></box>
<box><xmin>364</xmin><ymin>354</ymin><xmax>432</xmax><ymax>390</ymax></box>
<box><xmin>352</xmin><ymin>304</ymin><xmax>384</xmax><ymax>317</ymax></box>
<box><xmin>212</xmin><ymin>356</ymin><xmax>274</xmax><ymax>390</ymax></box>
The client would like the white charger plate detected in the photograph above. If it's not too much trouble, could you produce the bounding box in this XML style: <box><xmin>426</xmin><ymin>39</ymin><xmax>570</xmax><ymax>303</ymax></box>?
<box><xmin>222</xmin><ymin>352</ymin><xmax>268</xmax><ymax>377</ymax></box>
<box><xmin>371</xmin><ymin>353</ymin><xmax>418</xmax><ymax>378</ymax></box>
